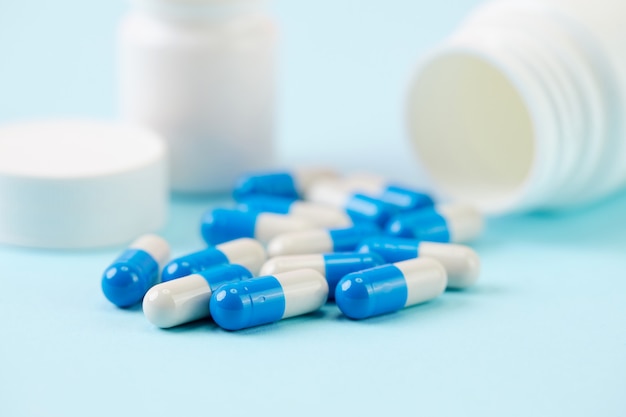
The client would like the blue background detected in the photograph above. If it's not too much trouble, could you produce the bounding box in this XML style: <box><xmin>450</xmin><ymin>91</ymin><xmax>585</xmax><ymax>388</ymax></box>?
<box><xmin>1</xmin><ymin>1</ymin><xmax>625</xmax><ymax>416</ymax></box>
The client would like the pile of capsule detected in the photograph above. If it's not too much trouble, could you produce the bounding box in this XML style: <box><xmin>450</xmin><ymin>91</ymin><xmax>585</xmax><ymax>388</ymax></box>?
<box><xmin>101</xmin><ymin>168</ymin><xmax>483</xmax><ymax>331</ymax></box>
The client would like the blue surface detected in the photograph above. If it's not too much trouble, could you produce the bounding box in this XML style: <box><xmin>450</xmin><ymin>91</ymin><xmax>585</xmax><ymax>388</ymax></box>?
<box><xmin>101</xmin><ymin>249</ymin><xmax>159</xmax><ymax>308</ymax></box>
<box><xmin>323</xmin><ymin>252</ymin><xmax>385</xmax><ymax>297</ymax></box>
<box><xmin>387</xmin><ymin>208</ymin><xmax>453</xmax><ymax>241</ymax></box>
<box><xmin>357</xmin><ymin>236</ymin><xmax>421</xmax><ymax>263</ymax></box>
<box><xmin>336</xmin><ymin>264</ymin><xmax>409</xmax><ymax>319</ymax></box>
<box><xmin>200</xmin><ymin>264</ymin><xmax>253</xmax><ymax>292</ymax></box>
<box><xmin>161</xmin><ymin>247</ymin><xmax>229</xmax><ymax>282</ymax></box>
<box><xmin>381</xmin><ymin>184</ymin><xmax>435</xmax><ymax>212</ymax></box>
<box><xmin>237</xmin><ymin>195</ymin><xmax>296</xmax><ymax>215</ymax></box>
<box><xmin>233</xmin><ymin>172</ymin><xmax>299</xmax><ymax>201</ymax></box>
<box><xmin>210</xmin><ymin>276</ymin><xmax>286</xmax><ymax>331</ymax></box>
<box><xmin>328</xmin><ymin>222</ymin><xmax>381</xmax><ymax>252</ymax></box>
<box><xmin>1</xmin><ymin>0</ymin><xmax>625</xmax><ymax>416</ymax></box>
<box><xmin>200</xmin><ymin>208</ymin><xmax>259</xmax><ymax>245</ymax></box>
<box><xmin>344</xmin><ymin>193</ymin><xmax>395</xmax><ymax>225</ymax></box>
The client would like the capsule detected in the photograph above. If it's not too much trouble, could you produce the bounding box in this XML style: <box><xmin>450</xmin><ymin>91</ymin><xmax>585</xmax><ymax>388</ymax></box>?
<box><xmin>385</xmin><ymin>204</ymin><xmax>483</xmax><ymax>243</ymax></box>
<box><xmin>201</xmin><ymin>208</ymin><xmax>315</xmax><ymax>245</ymax></box>
<box><xmin>233</xmin><ymin>167</ymin><xmax>339</xmax><ymax>200</ymax></box>
<box><xmin>305</xmin><ymin>181</ymin><xmax>395</xmax><ymax>226</ymax></box>
<box><xmin>357</xmin><ymin>237</ymin><xmax>480</xmax><ymax>289</ymax></box>
<box><xmin>260</xmin><ymin>252</ymin><xmax>385</xmax><ymax>298</ymax></box>
<box><xmin>238</xmin><ymin>195</ymin><xmax>352</xmax><ymax>228</ymax></box>
<box><xmin>341</xmin><ymin>173</ymin><xmax>434</xmax><ymax>212</ymax></box>
<box><xmin>210</xmin><ymin>269</ymin><xmax>329</xmax><ymax>331</ymax></box>
<box><xmin>267</xmin><ymin>223</ymin><xmax>380</xmax><ymax>257</ymax></box>
<box><xmin>335</xmin><ymin>258</ymin><xmax>447</xmax><ymax>319</ymax></box>
<box><xmin>101</xmin><ymin>234</ymin><xmax>170</xmax><ymax>308</ymax></box>
<box><xmin>143</xmin><ymin>264</ymin><xmax>253</xmax><ymax>328</ymax></box>
<box><xmin>162</xmin><ymin>238</ymin><xmax>266</xmax><ymax>281</ymax></box>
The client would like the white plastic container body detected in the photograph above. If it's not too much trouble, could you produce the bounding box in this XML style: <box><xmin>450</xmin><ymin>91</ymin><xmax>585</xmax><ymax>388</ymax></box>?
<box><xmin>407</xmin><ymin>0</ymin><xmax>626</xmax><ymax>213</ymax></box>
<box><xmin>119</xmin><ymin>0</ymin><xmax>276</xmax><ymax>193</ymax></box>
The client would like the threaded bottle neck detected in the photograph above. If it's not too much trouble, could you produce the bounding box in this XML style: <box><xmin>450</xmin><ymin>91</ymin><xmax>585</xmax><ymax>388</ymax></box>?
<box><xmin>407</xmin><ymin>2</ymin><xmax>611</xmax><ymax>213</ymax></box>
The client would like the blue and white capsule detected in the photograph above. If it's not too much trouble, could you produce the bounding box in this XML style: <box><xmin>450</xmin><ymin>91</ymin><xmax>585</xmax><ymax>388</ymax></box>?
<box><xmin>335</xmin><ymin>258</ymin><xmax>447</xmax><ymax>320</ymax></box>
<box><xmin>267</xmin><ymin>223</ymin><xmax>380</xmax><ymax>257</ymax></box>
<box><xmin>210</xmin><ymin>269</ymin><xmax>329</xmax><ymax>331</ymax></box>
<box><xmin>143</xmin><ymin>264</ymin><xmax>253</xmax><ymax>328</ymax></box>
<box><xmin>233</xmin><ymin>167</ymin><xmax>339</xmax><ymax>200</ymax></box>
<box><xmin>260</xmin><ymin>252</ymin><xmax>385</xmax><ymax>298</ymax></box>
<box><xmin>385</xmin><ymin>204</ymin><xmax>483</xmax><ymax>243</ymax></box>
<box><xmin>305</xmin><ymin>181</ymin><xmax>395</xmax><ymax>226</ymax></box>
<box><xmin>162</xmin><ymin>238</ymin><xmax>266</xmax><ymax>281</ymax></box>
<box><xmin>358</xmin><ymin>237</ymin><xmax>480</xmax><ymax>289</ymax></box>
<box><xmin>341</xmin><ymin>173</ymin><xmax>434</xmax><ymax>212</ymax></box>
<box><xmin>201</xmin><ymin>208</ymin><xmax>315</xmax><ymax>245</ymax></box>
<box><xmin>238</xmin><ymin>195</ymin><xmax>352</xmax><ymax>228</ymax></box>
<box><xmin>101</xmin><ymin>234</ymin><xmax>170</xmax><ymax>308</ymax></box>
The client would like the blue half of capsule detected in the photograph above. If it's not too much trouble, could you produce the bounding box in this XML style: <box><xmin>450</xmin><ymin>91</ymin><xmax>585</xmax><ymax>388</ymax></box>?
<box><xmin>200</xmin><ymin>264</ymin><xmax>253</xmax><ymax>292</ymax></box>
<box><xmin>162</xmin><ymin>248</ymin><xmax>229</xmax><ymax>282</ymax></box>
<box><xmin>102</xmin><ymin>249</ymin><xmax>159</xmax><ymax>308</ymax></box>
<box><xmin>323</xmin><ymin>252</ymin><xmax>386</xmax><ymax>297</ymax></box>
<box><xmin>233</xmin><ymin>172</ymin><xmax>299</xmax><ymax>201</ymax></box>
<box><xmin>380</xmin><ymin>185</ymin><xmax>434</xmax><ymax>212</ymax></box>
<box><xmin>237</xmin><ymin>195</ymin><xmax>297</xmax><ymax>215</ymax></box>
<box><xmin>357</xmin><ymin>237</ymin><xmax>420</xmax><ymax>263</ymax></box>
<box><xmin>385</xmin><ymin>208</ymin><xmax>450</xmax><ymax>242</ymax></box>
<box><xmin>210</xmin><ymin>276</ymin><xmax>286</xmax><ymax>331</ymax></box>
<box><xmin>344</xmin><ymin>193</ymin><xmax>396</xmax><ymax>226</ymax></box>
<box><xmin>200</xmin><ymin>208</ymin><xmax>259</xmax><ymax>245</ymax></box>
<box><xmin>335</xmin><ymin>265</ymin><xmax>408</xmax><ymax>319</ymax></box>
<box><xmin>329</xmin><ymin>223</ymin><xmax>381</xmax><ymax>252</ymax></box>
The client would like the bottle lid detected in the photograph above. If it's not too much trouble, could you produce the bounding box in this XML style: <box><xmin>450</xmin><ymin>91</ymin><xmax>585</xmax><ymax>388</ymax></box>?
<box><xmin>0</xmin><ymin>120</ymin><xmax>168</xmax><ymax>248</ymax></box>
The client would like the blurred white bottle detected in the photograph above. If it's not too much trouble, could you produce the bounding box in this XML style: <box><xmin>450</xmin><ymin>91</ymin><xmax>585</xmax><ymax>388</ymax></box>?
<box><xmin>119</xmin><ymin>0</ymin><xmax>276</xmax><ymax>192</ymax></box>
<box><xmin>407</xmin><ymin>0</ymin><xmax>626</xmax><ymax>213</ymax></box>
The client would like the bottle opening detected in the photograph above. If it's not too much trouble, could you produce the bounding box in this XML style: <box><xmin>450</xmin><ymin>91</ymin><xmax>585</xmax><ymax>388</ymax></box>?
<box><xmin>407</xmin><ymin>51</ymin><xmax>535</xmax><ymax>213</ymax></box>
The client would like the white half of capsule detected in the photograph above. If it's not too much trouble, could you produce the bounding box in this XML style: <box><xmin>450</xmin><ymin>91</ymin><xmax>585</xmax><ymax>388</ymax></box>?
<box><xmin>418</xmin><ymin>242</ymin><xmax>480</xmax><ymax>289</ymax></box>
<box><xmin>293</xmin><ymin>167</ymin><xmax>340</xmax><ymax>194</ymax></box>
<box><xmin>267</xmin><ymin>230</ymin><xmax>334</xmax><ymax>257</ymax></box>
<box><xmin>438</xmin><ymin>204</ymin><xmax>484</xmax><ymax>243</ymax></box>
<box><xmin>260</xmin><ymin>254</ymin><xmax>325</xmax><ymax>277</ymax></box>
<box><xmin>215</xmin><ymin>238</ymin><xmax>267</xmax><ymax>275</ymax></box>
<box><xmin>288</xmin><ymin>201</ymin><xmax>352</xmax><ymax>228</ymax></box>
<box><xmin>275</xmin><ymin>269</ymin><xmax>329</xmax><ymax>319</ymax></box>
<box><xmin>143</xmin><ymin>274</ymin><xmax>212</xmax><ymax>329</ymax></box>
<box><xmin>129</xmin><ymin>234</ymin><xmax>170</xmax><ymax>267</ymax></box>
<box><xmin>304</xmin><ymin>180</ymin><xmax>353</xmax><ymax>208</ymax></box>
<box><xmin>254</xmin><ymin>213</ymin><xmax>318</xmax><ymax>244</ymax></box>
<box><xmin>394</xmin><ymin>258</ymin><xmax>447</xmax><ymax>307</ymax></box>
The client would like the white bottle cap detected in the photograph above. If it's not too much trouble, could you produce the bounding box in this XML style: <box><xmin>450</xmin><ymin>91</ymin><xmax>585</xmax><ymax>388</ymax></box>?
<box><xmin>0</xmin><ymin>120</ymin><xmax>168</xmax><ymax>248</ymax></box>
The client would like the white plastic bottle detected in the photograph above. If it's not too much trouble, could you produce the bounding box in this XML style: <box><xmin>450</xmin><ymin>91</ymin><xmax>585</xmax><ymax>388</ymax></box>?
<box><xmin>407</xmin><ymin>0</ymin><xmax>626</xmax><ymax>213</ymax></box>
<box><xmin>119</xmin><ymin>0</ymin><xmax>276</xmax><ymax>193</ymax></box>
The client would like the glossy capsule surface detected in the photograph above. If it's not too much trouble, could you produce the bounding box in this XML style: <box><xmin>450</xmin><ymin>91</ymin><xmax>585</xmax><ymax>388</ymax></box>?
<box><xmin>341</xmin><ymin>174</ymin><xmax>434</xmax><ymax>212</ymax></box>
<box><xmin>358</xmin><ymin>237</ymin><xmax>480</xmax><ymax>288</ymax></box>
<box><xmin>233</xmin><ymin>167</ymin><xmax>338</xmax><ymax>200</ymax></box>
<box><xmin>201</xmin><ymin>208</ymin><xmax>315</xmax><ymax>245</ymax></box>
<box><xmin>385</xmin><ymin>204</ymin><xmax>483</xmax><ymax>243</ymax></box>
<box><xmin>162</xmin><ymin>238</ymin><xmax>266</xmax><ymax>281</ymax></box>
<box><xmin>238</xmin><ymin>195</ymin><xmax>352</xmax><ymax>228</ymax></box>
<box><xmin>335</xmin><ymin>258</ymin><xmax>447</xmax><ymax>319</ymax></box>
<box><xmin>305</xmin><ymin>181</ymin><xmax>395</xmax><ymax>226</ymax></box>
<box><xmin>101</xmin><ymin>234</ymin><xmax>170</xmax><ymax>308</ymax></box>
<box><xmin>260</xmin><ymin>252</ymin><xmax>385</xmax><ymax>298</ymax></box>
<box><xmin>210</xmin><ymin>269</ymin><xmax>328</xmax><ymax>331</ymax></box>
<box><xmin>143</xmin><ymin>264</ymin><xmax>253</xmax><ymax>328</ymax></box>
<box><xmin>267</xmin><ymin>223</ymin><xmax>380</xmax><ymax>257</ymax></box>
